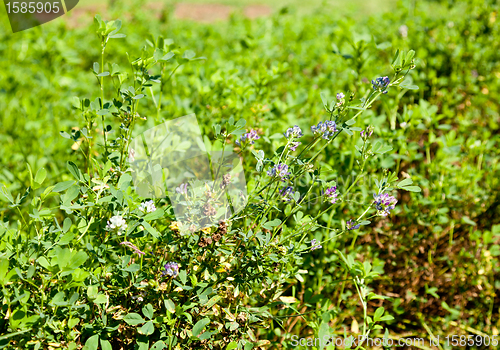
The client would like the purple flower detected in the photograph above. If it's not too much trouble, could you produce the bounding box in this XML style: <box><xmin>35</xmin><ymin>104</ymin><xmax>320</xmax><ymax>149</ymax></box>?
<box><xmin>310</xmin><ymin>239</ymin><xmax>322</xmax><ymax>251</ymax></box>
<box><xmin>284</xmin><ymin>125</ymin><xmax>303</xmax><ymax>139</ymax></box>
<box><xmin>236</xmin><ymin>129</ymin><xmax>260</xmax><ymax>146</ymax></box>
<box><xmin>311</xmin><ymin>120</ymin><xmax>337</xmax><ymax>140</ymax></box>
<box><xmin>346</xmin><ymin>219</ymin><xmax>360</xmax><ymax>231</ymax></box>
<box><xmin>360</xmin><ymin>126</ymin><xmax>374</xmax><ymax>139</ymax></box>
<box><xmin>176</xmin><ymin>183</ymin><xmax>188</xmax><ymax>195</ymax></box>
<box><xmin>336</xmin><ymin>92</ymin><xmax>345</xmax><ymax>100</ymax></box>
<box><xmin>371</xmin><ymin>76</ymin><xmax>390</xmax><ymax>93</ymax></box>
<box><xmin>162</xmin><ymin>262</ymin><xmax>179</xmax><ymax>278</ymax></box>
<box><xmin>324</xmin><ymin>186</ymin><xmax>338</xmax><ymax>204</ymax></box>
<box><xmin>289</xmin><ymin>141</ymin><xmax>301</xmax><ymax>151</ymax></box>
<box><xmin>279</xmin><ymin>186</ymin><xmax>296</xmax><ymax>202</ymax></box>
<box><xmin>267</xmin><ymin>163</ymin><xmax>290</xmax><ymax>181</ymax></box>
<box><xmin>373</xmin><ymin>193</ymin><xmax>398</xmax><ymax>216</ymax></box>
<box><xmin>120</xmin><ymin>241</ymin><xmax>146</xmax><ymax>256</ymax></box>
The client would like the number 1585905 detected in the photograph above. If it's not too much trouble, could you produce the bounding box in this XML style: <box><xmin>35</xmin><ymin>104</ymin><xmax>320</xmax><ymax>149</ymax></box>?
<box><xmin>6</xmin><ymin>2</ymin><xmax>60</xmax><ymax>14</ymax></box>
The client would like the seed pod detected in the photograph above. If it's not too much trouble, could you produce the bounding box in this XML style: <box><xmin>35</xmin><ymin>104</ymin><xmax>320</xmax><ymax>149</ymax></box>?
<box><xmin>217</xmin><ymin>221</ymin><xmax>228</xmax><ymax>236</ymax></box>
<box><xmin>198</xmin><ymin>236</ymin><xmax>213</xmax><ymax>247</ymax></box>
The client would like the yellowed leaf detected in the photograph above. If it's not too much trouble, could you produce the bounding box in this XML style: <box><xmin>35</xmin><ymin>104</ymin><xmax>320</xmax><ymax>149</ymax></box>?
<box><xmin>279</xmin><ymin>296</ymin><xmax>297</xmax><ymax>304</ymax></box>
<box><xmin>351</xmin><ymin>318</ymin><xmax>359</xmax><ymax>333</ymax></box>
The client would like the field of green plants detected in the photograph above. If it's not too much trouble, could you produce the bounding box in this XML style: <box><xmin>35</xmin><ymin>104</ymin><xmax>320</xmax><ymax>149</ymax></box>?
<box><xmin>1</xmin><ymin>0</ymin><xmax>499</xmax><ymax>349</ymax></box>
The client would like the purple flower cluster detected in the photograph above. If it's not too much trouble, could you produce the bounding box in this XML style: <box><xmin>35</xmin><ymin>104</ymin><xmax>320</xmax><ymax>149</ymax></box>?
<box><xmin>236</xmin><ymin>129</ymin><xmax>260</xmax><ymax>146</ymax></box>
<box><xmin>310</xmin><ymin>239</ymin><xmax>322</xmax><ymax>251</ymax></box>
<box><xmin>279</xmin><ymin>186</ymin><xmax>296</xmax><ymax>202</ymax></box>
<box><xmin>346</xmin><ymin>219</ymin><xmax>360</xmax><ymax>231</ymax></box>
<box><xmin>371</xmin><ymin>76</ymin><xmax>390</xmax><ymax>93</ymax></box>
<box><xmin>311</xmin><ymin>120</ymin><xmax>337</xmax><ymax>140</ymax></box>
<box><xmin>324</xmin><ymin>186</ymin><xmax>338</xmax><ymax>204</ymax></box>
<box><xmin>373</xmin><ymin>193</ymin><xmax>398</xmax><ymax>216</ymax></box>
<box><xmin>284</xmin><ymin>125</ymin><xmax>303</xmax><ymax>139</ymax></box>
<box><xmin>176</xmin><ymin>183</ymin><xmax>188</xmax><ymax>195</ymax></box>
<box><xmin>267</xmin><ymin>163</ymin><xmax>290</xmax><ymax>181</ymax></box>
<box><xmin>360</xmin><ymin>125</ymin><xmax>374</xmax><ymax>139</ymax></box>
<box><xmin>120</xmin><ymin>241</ymin><xmax>146</xmax><ymax>256</ymax></box>
<box><xmin>162</xmin><ymin>262</ymin><xmax>179</xmax><ymax>278</ymax></box>
<box><xmin>289</xmin><ymin>141</ymin><xmax>301</xmax><ymax>151</ymax></box>
<box><xmin>336</xmin><ymin>92</ymin><xmax>345</xmax><ymax>100</ymax></box>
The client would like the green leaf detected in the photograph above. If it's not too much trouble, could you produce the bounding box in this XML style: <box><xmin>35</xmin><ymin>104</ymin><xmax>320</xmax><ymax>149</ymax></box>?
<box><xmin>401</xmin><ymin>185</ymin><xmax>421</xmax><ymax>192</ymax></box>
<box><xmin>318</xmin><ymin>321</ymin><xmax>331</xmax><ymax>349</ymax></box>
<box><xmin>123</xmin><ymin>264</ymin><xmax>141</xmax><ymax>273</ymax></box>
<box><xmin>397</xmin><ymin>178</ymin><xmax>413</xmax><ymax>188</ymax></box>
<box><xmin>34</xmin><ymin>167</ymin><xmax>47</xmax><ymax>185</ymax></box>
<box><xmin>0</xmin><ymin>184</ymin><xmax>14</xmax><ymax>204</ymax></box>
<box><xmin>72</xmin><ymin>96</ymin><xmax>81</xmax><ymax>109</ymax></box>
<box><xmin>399</xmin><ymin>83</ymin><xmax>419</xmax><ymax>90</ymax></box>
<box><xmin>367</xmin><ymin>292</ymin><xmax>388</xmax><ymax>300</ymax></box>
<box><xmin>93</xmin><ymin>294</ymin><xmax>107</xmax><ymax>304</ymax></box>
<box><xmin>52</xmin><ymin>181</ymin><xmax>76</xmax><ymax>192</ymax></box>
<box><xmin>142</xmin><ymin>221</ymin><xmax>160</xmax><ymax>239</ymax></box>
<box><xmin>164</xmin><ymin>299</ymin><xmax>175</xmax><ymax>313</ymax></box>
<box><xmin>262</xmin><ymin>219</ymin><xmax>281</xmax><ymax>230</ymax></box>
<box><xmin>159</xmin><ymin>52</ymin><xmax>175</xmax><ymax>61</ymax></box>
<box><xmin>139</xmin><ymin>321</ymin><xmax>155</xmax><ymax>335</ymax></box>
<box><xmin>204</xmin><ymin>295</ymin><xmax>222</xmax><ymax>309</ymax></box>
<box><xmin>462</xmin><ymin>216</ymin><xmax>477</xmax><ymax>226</ymax></box>
<box><xmin>84</xmin><ymin>334</ymin><xmax>99</xmax><ymax>350</ymax></box>
<box><xmin>375</xmin><ymin>144</ymin><xmax>393</xmax><ymax>154</ymax></box>
<box><xmin>87</xmin><ymin>285</ymin><xmax>99</xmax><ymax>300</ymax></box>
<box><xmin>183</xmin><ymin>50</ymin><xmax>196</xmax><ymax>60</ymax></box>
<box><xmin>379</xmin><ymin>315</ymin><xmax>395</xmax><ymax>322</ymax></box>
<box><xmin>405</xmin><ymin>49</ymin><xmax>415</xmax><ymax>63</ymax></box>
<box><xmin>151</xmin><ymin>341</ymin><xmax>167</xmax><ymax>350</ymax></box>
<box><xmin>66</xmin><ymin>251</ymin><xmax>88</xmax><ymax>270</ymax></box>
<box><xmin>198</xmin><ymin>330</ymin><xmax>216</xmax><ymax>340</ymax></box>
<box><xmin>391</xmin><ymin>49</ymin><xmax>400</xmax><ymax>65</ymax></box>
<box><xmin>62</xmin><ymin>218</ymin><xmax>72</xmax><ymax>233</ymax></box>
<box><xmin>192</xmin><ymin>317</ymin><xmax>210</xmax><ymax>337</ymax></box>
<box><xmin>178</xmin><ymin>270</ymin><xmax>187</xmax><ymax>285</ymax></box>
<box><xmin>320</xmin><ymin>92</ymin><xmax>329</xmax><ymax>108</ymax></box>
<box><xmin>123</xmin><ymin>313</ymin><xmax>145</xmax><ymax>326</ymax></box>
<box><xmin>143</xmin><ymin>208</ymin><xmax>164</xmax><ymax>221</ymax></box>
<box><xmin>0</xmin><ymin>258</ymin><xmax>10</xmax><ymax>286</ymax></box>
<box><xmin>142</xmin><ymin>303</ymin><xmax>154</xmax><ymax>320</ymax></box>
<box><xmin>100</xmin><ymin>339</ymin><xmax>112</xmax><ymax>350</ymax></box>
<box><xmin>226</xmin><ymin>342</ymin><xmax>238</xmax><ymax>350</ymax></box>
<box><xmin>374</xmin><ymin>307</ymin><xmax>384</xmax><ymax>321</ymax></box>
<box><xmin>67</xmin><ymin>161</ymin><xmax>82</xmax><ymax>181</ymax></box>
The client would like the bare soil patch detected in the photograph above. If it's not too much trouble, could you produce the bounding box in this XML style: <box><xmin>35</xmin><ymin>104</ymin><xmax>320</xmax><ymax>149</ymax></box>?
<box><xmin>244</xmin><ymin>4</ymin><xmax>272</xmax><ymax>19</ymax></box>
<box><xmin>63</xmin><ymin>3</ymin><xmax>272</xmax><ymax>27</ymax></box>
<box><xmin>174</xmin><ymin>3</ymin><xmax>234</xmax><ymax>22</ymax></box>
<box><xmin>64</xmin><ymin>4</ymin><xmax>107</xmax><ymax>28</ymax></box>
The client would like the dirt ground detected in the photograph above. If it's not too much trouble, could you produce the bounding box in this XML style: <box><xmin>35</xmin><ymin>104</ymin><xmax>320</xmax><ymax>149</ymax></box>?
<box><xmin>64</xmin><ymin>2</ymin><xmax>272</xmax><ymax>27</ymax></box>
